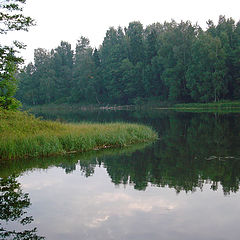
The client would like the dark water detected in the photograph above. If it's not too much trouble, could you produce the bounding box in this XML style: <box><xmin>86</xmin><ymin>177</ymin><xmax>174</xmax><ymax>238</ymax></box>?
<box><xmin>1</xmin><ymin>110</ymin><xmax>240</xmax><ymax>240</ymax></box>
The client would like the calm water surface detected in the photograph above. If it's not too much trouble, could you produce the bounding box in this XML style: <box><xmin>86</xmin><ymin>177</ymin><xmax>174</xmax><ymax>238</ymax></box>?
<box><xmin>1</xmin><ymin>110</ymin><xmax>240</xmax><ymax>240</ymax></box>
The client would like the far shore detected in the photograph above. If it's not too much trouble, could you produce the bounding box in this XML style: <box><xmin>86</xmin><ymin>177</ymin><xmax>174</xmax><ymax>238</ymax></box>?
<box><xmin>25</xmin><ymin>100</ymin><xmax>240</xmax><ymax>114</ymax></box>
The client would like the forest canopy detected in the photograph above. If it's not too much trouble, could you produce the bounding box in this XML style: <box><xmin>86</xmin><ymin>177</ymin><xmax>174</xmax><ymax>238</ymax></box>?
<box><xmin>16</xmin><ymin>16</ymin><xmax>240</xmax><ymax>106</ymax></box>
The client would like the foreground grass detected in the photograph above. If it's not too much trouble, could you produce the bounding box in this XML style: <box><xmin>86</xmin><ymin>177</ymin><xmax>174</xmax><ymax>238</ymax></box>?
<box><xmin>0</xmin><ymin>109</ymin><xmax>157</xmax><ymax>160</ymax></box>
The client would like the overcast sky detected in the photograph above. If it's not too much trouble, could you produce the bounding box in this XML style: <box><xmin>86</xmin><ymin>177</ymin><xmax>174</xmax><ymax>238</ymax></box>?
<box><xmin>2</xmin><ymin>0</ymin><xmax>240</xmax><ymax>64</ymax></box>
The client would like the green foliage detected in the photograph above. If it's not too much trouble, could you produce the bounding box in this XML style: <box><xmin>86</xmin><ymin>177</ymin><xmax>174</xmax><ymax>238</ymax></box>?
<box><xmin>0</xmin><ymin>0</ymin><xmax>34</xmax><ymax>110</ymax></box>
<box><xmin>125</xmin><ymin>21</ymin><xmax>145</xmax><ymax>64</ymax></box>
<box><xmin>0</xmin><ymin>47</ymin><xmax>22</xmax><ymax>110</ymax></box>
<box><xmin>186</xmin><ymin>32</ymin><xmax>228</xmax><ymax>102</ymax></box>
<box><xmin>0</xmin><ymin>0</ymin><xmax>34</xmax><ymax>34</ymax></box>
<box><xmin>16</xmin><ymin>16</ymin><xmax>240</xmax><ymax>106</ymax></box>
<box><xmin>0</xmin><ymin>96</ymin><xmax>21</xmax><ymax>110</ymax></box>
<box><xmin>71</xmin><ymin>37</ymin><xmax>95</xmax><ymax>102</ymax></box>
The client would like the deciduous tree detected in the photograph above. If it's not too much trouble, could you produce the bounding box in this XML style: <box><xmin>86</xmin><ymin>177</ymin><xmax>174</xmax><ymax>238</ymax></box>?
<box><xmin>0</xmin><ymin>0</ymin><xmax>34</xmax><ymax>109</ymax></box>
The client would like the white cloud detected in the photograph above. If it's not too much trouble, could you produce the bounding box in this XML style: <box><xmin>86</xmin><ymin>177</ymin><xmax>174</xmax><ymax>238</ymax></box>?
<box><xmin>3</xmin><ymin>0</ymin><xmax>239</xmax><ymax>63</ymax></box>
<box><xmin>82</xmin><ymin>192</ymin><xmax>177</xmax><ymax>228</ymax></box>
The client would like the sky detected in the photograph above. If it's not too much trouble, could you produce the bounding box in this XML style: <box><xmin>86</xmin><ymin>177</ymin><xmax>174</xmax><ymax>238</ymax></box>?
<box><xmin>2</xmin><ymin>0</ymin><xmax>240</xmax><ymax>64</ymax></box>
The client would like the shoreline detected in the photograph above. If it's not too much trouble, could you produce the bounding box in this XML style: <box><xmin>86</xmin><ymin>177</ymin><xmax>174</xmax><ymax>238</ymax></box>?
<box><xmin>25</xmin><ymin>100</ymin><xmax>240</xmax><ymax>112</ymax></box>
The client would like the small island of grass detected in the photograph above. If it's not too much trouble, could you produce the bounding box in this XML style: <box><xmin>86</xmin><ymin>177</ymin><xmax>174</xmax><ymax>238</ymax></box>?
<box><xmin>0</xmin><ymin>109</ymin><xmax>158</xmax><ymax>160</ymax></box>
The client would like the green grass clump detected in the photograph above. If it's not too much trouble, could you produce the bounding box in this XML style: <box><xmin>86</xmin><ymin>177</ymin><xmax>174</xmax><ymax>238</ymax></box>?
<box><xmin>0</xmin><ymin>109</ymin><xmax>157</xmax><ymax>160</ymax></box>
<box><xmin>174</xmin><ymin>100</ymin><xmax>240</xmax><ymax>110</ymax></box>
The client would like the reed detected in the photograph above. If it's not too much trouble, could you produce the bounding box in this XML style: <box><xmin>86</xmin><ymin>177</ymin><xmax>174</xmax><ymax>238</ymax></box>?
<box><xmin>0</xmin><ymin>109</ymin><xmax>157</xmax><ymax>160</ymax></box>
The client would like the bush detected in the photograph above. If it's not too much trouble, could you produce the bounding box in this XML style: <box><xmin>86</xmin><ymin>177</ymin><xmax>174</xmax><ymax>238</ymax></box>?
<box><xmin>0</xmin><ymin>96</ymin><xmax>21</xmax><ymax>110</ymax></box>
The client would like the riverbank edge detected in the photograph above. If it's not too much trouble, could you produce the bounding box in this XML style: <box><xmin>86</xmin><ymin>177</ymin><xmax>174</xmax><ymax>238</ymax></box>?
<box><xmin>168</xmin><ymin>101</ymin><xmax>240</xmax><ymax>113</ymax></box>
<box><xmin>0</xmin><ymin>109</ymin><xmax>158</xmax><ymax>160</ymax></box>
<box><xmin>25</xmin><ymin>100</ymin><xmax>240</xmax><ymax>113</ymax></box>
<box><xmin>174</xmin><ymin>101</ymin><xmax>240</xmax><ymax>109</ymax></box>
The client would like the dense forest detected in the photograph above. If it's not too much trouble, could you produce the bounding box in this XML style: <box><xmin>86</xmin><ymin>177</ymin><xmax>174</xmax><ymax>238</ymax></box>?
<box><xmin>16</xmin><ymin>16</ymin><xmax>240</xmax><ymax>105</ymax></box>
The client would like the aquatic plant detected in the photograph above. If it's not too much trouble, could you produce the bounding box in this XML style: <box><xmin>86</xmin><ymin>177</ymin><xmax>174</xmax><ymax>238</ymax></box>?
<box><xmin>0</xmin><ymin>109</ymin><xmax>157</xmax><ymax>160</ymax></box>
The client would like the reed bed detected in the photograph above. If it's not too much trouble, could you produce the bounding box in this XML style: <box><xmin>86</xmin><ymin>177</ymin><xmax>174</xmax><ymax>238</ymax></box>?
<box><xmin>0</xmin><ymin>109</ymin><xmax>157</xmax><ymax>160</ymax></box>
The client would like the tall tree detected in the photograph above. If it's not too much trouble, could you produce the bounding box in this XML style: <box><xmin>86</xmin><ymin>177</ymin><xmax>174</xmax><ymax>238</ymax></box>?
<box><xmin>231</xmin><ymin>21</ymin><xmax>240</xmax><ymax>98</ymax></box>
<box><xmin>125</xmin><ymin>21</ymin><xmax>145</xmax><ymax>64</ymax></box>
<box><xmin>52</xmin><ymin>41</ymin><xmax>73</xmax><ymax>102</ymax></box>
<box><xmin>186</xmin><ymin>32</ymin><xmax>227</xmax><ymax>102</ymax></box>
<box><xmin>160</xmin><ymin>20</ymin><xmax>198</xmax><ymax>101</ymax></box>
<box><xmin>143</xmin><ymin>23</ymin><xmax>166</xmax><ymax>99</ymax></box>
<box><xmin>100</xmin><ymin>27</ymin><xmax>128</xmax><ymax>103</ymax></box>
<box><xmin>71</xmin><ymin>36</ymin><xmax>95</xmax><ymax>102</ymax></box>
<box><xmin>16</xmin><ymin>62</ymin><xmax>37</xmax><ymax>105</ymax></box>
<box><xmin>215</xmin><ymin>16</ymin><xmax>239</xmax><ymax>99</ymax></box>
<box><xmin>0</xmin><ymin>0</ymin><xmax>34</xmax><ymax>109</ymax></box>
<box><xmin>33</xmin><ymin>48</ymin><xmax>55</xmax><ymax>104</ymax></box>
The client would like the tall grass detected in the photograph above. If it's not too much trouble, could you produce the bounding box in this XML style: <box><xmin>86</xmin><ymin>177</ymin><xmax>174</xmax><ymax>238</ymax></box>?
<box><xmin>0</xmin><ymin>109</ymin><xmax>157</xmax><ymax>160</ymax></box>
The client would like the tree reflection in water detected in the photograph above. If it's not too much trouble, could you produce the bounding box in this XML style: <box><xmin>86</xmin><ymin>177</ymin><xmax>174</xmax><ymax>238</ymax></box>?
<box><xmin>0</xmin><ymin>176</ymin><xmax>45</xmax><ymax>240</ymax></box>
<box><xmin>1</xmin><ymin>112</ymin><xmax>240</xmax><ymax>196</ymax></box>
<box><xmin>55</xmin><ymin>112</ymin><xmax>240</xmax><ymax>195</ymax></box>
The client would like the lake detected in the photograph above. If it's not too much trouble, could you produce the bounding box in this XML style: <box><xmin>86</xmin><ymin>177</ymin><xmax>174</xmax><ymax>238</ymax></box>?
<box><xmin>1</xmin><ymin>109</ymin><xmax>240</xmax><ymax>240</ymax></box>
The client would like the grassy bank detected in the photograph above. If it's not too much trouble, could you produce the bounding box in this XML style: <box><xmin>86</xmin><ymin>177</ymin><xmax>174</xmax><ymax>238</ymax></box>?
<box><xmin>174</xmin><ymin>101</ymin><xmax>240</xmax><ymax>110</ymax></box>
<box><xmin>0</xmin><ymin>109</ymin><xmax>157</xmax><ymax>160</ymax></box>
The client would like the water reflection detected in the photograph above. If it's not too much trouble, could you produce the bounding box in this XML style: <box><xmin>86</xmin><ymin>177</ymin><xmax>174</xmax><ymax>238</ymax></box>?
<box><xmin>1</xmin><ymin>111</ymin><xmax>240</xmax><ymax>239</ymax></box>
<box><xmin>0</xmin><ymin>176</ymin><xmax>45</xmax><ymax>239</ymax></box>
<box><xmin>15</xmin><ymin>166</ymin><xmax>240</xmax><ymax>240</ymax></box>
<box><xmin>1</xmin><ymin>112</ymin><xmax>240</xmax><ymax>194</ymax></box>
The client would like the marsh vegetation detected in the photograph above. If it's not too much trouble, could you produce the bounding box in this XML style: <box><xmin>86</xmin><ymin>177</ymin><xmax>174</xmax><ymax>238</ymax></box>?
<box><xmin>0</xmin><ymin>109</ymin><xmax>157</xmax><ymax>160</ymax></box>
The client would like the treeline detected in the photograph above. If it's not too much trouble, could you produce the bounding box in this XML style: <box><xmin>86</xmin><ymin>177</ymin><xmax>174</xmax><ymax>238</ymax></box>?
<box><xmin>16</xmin><ymin>16</ymin><xmax>240</xmax><ymax>105</ymax></box>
